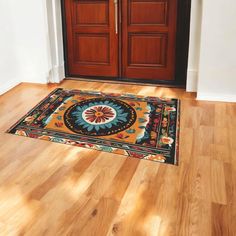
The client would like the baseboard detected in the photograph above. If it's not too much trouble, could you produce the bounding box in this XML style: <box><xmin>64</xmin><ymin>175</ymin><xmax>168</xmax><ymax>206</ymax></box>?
<box><xmin>21</xmin><ymin>65</ymin><xmax>65</xmax><ymax>84</ymax></box>
<box><xmin>0</xmin><ymin>78</ymin><xmax>21</xmax><ymax>95</ymax></box>
<box><xmin>197</xmin><ymin>92</ymin><xmax>236</xmax><ymax>103</ymax></box>
<box><xmin>21</xmin><ymin>75</ymin><xmax>48</xmax><ymax>84</ymax></box>
<box><xmin>0</xmin><ymin>68</ymin><xmax>64</xmax><ymax>95</ymax></box>
<box><xmin>186</xmin><ymin>69</ymin><xmax>198</xmax><ymax>92</ymax></box>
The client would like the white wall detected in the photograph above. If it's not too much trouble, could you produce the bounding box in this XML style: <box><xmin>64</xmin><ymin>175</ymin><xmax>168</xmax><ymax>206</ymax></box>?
<box><xmin>0</xmin><ymin>1</ymin><xmax>21</xmax><ymax>94</ymax></box>
<box><xmin>0</xmin><ymin>0</ymin><xmax>64</xmax><ymax>95</ymax></box>
<box><xmin>197</xmin><ymin>0</ymin><xmax>236</xmax><ymax>102</ymax></box>
<box><xmin>12</xmin><ymin>0</ymin><xmax>50</xmax><ymax>83</ymax></box>
<box><xmin>10</xmin><ymin>0</ymin><xmax>52</xmax><ymax>84</ymax></box>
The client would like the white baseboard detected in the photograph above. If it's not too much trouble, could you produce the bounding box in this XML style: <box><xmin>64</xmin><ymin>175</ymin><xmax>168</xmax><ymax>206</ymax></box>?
<box><xmin>0</xmin><ymin>65</ymin><xmax>65</xmax><ymax>95</ymax></box>
<box><xmin>0</xmin><ymin>78</ymin><xmax>21</xmax><ymax>95</ymax></box>
<box><xmin>20</xmin><ymin>75</ymin><xmax>48</xmax><ymax>84</ymax></box>
<box><xmin>197</xmin><ymin>92</ymin><xmax>236</xmax><ymax>103</ymax></box>
<box><xmin>20</xmin><ymin>65</ymin><xmax>65</xmax><ymax>84</ymax></box>
<box><xmin>186</xmin><ymin>69</ymin><xmax>198</xmax><ymax>92</ymax></box>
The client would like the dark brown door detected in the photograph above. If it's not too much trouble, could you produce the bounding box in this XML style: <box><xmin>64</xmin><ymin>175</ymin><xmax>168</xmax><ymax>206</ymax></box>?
<box><xmin>65</xmin><ymin>0</ymin><xmax>118</xmax><ymax>77</ymax></box>
<box><xmin>122</xmin><ymin>0</ymin><xmax>178</xmax><ymax>81</ymax></box>
<box><xmin>64</xmin><ymin>0</ymin><xmax>178</xmax><ymax>81</ymax></box>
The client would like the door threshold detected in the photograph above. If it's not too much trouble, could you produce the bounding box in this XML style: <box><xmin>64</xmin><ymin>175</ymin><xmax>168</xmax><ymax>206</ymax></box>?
<box><xmin>64</xmin><ymin>76</ymin><xmax>186</xmax><ymax>89</ymax></box>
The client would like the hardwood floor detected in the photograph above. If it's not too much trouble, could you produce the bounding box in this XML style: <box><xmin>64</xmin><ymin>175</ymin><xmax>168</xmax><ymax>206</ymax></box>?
<box><xmin>0</xmin><ymin>80</ymin><xmax>235</xmax><ymax>235</ymax></box>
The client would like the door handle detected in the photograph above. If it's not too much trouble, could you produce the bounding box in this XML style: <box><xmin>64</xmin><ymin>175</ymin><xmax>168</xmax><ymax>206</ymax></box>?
<box><xmin>114</xmin><ymin>0</ymin><xmax>118</xmax><ymax>34</ymax></box>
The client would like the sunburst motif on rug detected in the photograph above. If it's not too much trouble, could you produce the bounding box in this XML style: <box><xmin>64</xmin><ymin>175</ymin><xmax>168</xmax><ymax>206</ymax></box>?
<box><xmin>7</xmin><ymin>88</ymin><xmax>180</xmax><ymax>165</ymax></box>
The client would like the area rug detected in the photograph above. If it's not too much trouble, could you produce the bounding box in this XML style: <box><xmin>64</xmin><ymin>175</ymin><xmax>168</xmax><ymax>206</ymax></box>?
<box><xmin>7</xmin><ymin>88</ymin><xmax>180</xmax><ymax>165</ymax></box>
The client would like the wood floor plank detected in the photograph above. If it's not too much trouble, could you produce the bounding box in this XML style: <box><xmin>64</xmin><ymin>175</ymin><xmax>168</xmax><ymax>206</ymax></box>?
<box><xmin>178</xmin><ymin>155</ymin><xmax>211</xmax><ymax>201</ymax></box>
<box><xmin>23</xmin><ymin>154</ymin><xmax>126</xmax><ymax>236</ymax></box>
<box><xmin>59</xmin><ymin>158</ymin><xmax>140</xmax><ymax>236</ymax></box>
<box><xmin>212</xmin><ymin>203</ymin><xmax>232</xmax><ymax>236</ymax></box>
<box><xmin>211</xmin><ymin>159</ymin><xmax>227</xmax><ymax>205</ymax></box>
<box><xmin>107</xmin><ymin>161</ymin><xmax>160</xmax><ymax>236</ymax></box>
<box><xmin>0</xmin><ymin>81</ymin><xmax>235</xmax><ymax>235</ymax></box>
<box><xmin>176</xmin><ymin>195</ymin><xmax>212</xmax><ymax>236</ymax></box>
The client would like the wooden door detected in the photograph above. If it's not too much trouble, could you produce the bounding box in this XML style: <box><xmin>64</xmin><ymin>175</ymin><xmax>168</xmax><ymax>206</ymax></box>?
<box><xmin>65</xmin><ymin>0</ymin><xmax>118</xmax><ymax>77</ymax></box>
<box><xmin>122</xmin><ymin>0</ymin><xmax>178</xmax><ymax>81</ymax></box>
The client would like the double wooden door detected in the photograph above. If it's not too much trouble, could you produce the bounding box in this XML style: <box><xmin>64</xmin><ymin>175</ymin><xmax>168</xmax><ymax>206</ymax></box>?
<box><xmin>64</xmin><ymin>0</ymin><xmax>178</xmax><ymax>81</ymax></box>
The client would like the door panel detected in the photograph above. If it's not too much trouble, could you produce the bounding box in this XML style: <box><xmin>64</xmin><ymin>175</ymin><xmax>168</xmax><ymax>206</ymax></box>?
<box><xmin>122</xmin><ymin>0</ymin><xmax>178</xmax><ymax>80</ymax></box>
<box><xmin>65</xmin><ymin>0</ymin><xmax>118</xmax><ymax>77</ymax></box>
<box><xmin>129</xmin><ymin>1</ymin><xmax>168</xmax><ymax>25</ymax></box>
<box><xmin>129</xmin><ymin>33</ymin><xmax>167</xmax><ymax>66</ymax></box>
<box><xmin>75</xmin><ymin>2</ymin><xmax>108</xmax><ymax>25</ymax></box>
<box><xmin>74</xmin><ymin>34</ymin><xmax>110</xmax><ymax>64</ymax></box>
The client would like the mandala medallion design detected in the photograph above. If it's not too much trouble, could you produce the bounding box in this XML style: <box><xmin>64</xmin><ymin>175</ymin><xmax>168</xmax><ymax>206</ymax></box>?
<box><xmin>64</xmin><ymin>98</ymin><xmax>137</xmax><ymax>136</ymax></box>
<box><xmin>82</xmin><ymin>105</ymin><xmax>116</xmax><ymax>125</ymax></box>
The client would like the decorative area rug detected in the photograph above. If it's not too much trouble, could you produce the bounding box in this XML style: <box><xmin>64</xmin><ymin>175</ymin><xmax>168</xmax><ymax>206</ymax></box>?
<box><xmin>7</xmin><ymin>88</ymin><xmax>180</xmax><ymax>165</ymax></box>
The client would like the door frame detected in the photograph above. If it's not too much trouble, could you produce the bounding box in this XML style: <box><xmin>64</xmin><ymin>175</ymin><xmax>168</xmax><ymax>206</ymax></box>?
<box><xmin>61</xmin><ymin>0</ymin><xmax>191</xmax><ymax>86</ymax></box>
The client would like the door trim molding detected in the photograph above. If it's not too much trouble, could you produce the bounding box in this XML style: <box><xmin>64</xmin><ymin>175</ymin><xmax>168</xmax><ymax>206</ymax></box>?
<box><xmin>175</xmin><ymin>0</ymin><xmax>192</xmax><ymax>86</ymax></box>
<box><xmin>61</xmin><ymin>0</ymin><xmax>191</xmax><ymax>86</ymax></box>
